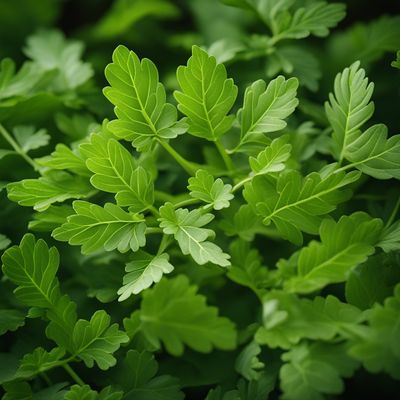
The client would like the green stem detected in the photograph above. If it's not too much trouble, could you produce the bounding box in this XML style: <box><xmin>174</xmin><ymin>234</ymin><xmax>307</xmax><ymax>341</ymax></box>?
<box><xmin>386</xmin><ymin>197</ymin><xmax>400</xmax><ymax>228</ymax></box>
<box><xmin>63</xmin><ymin>363</ymin><xmax>85</xmax><ymax>386</ymax></box>
<box><xmin>173</xmin><ymin>197</ymin><xmax>200</xmax><ymax>209</ymax></box>
<box><xmin>157</xmin><ymin>234</ymin><xmax>172</xmax><ymax>255</ymax></box>
<box><xmin>148</xmin><ymin>205</ymin><xmax>160</xmax><ymax>218</ymax></box>
<box><xmin>0</xmin><ymin>123</ymin><xmax>40</xmax><ymax>171</ymax></box>
<box><xmin>145</xmin><ymin>227</ymin><xmax>163</xmax><ymax>235</ymax></box>
<box><xmin>232</xmin><ymin>176</ymin><xmax>253</xmax><ymax>193</ymax></box>
<box><xmin>40</xmin><ymin>372</ymin><xmax>52</xmax><ymax>386</ymax></box>
<box><xmin>158</xmin><ymin>139</ymin><xmax>197</xmax><ymax>175</ymax></box>
<box><xmin>215</xmin><ymin>139</ymin><xmax>234</xmax><ymax>172</ymax></box>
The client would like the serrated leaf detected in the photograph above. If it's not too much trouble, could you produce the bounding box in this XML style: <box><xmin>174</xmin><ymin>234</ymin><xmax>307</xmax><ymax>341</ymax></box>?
<box><xmin>325</xmin><ymin>61</ymin><xmax>375</xmax><ymax>161</ymax></box>
<box><xmin>104</xmin><ymin>45</ymin><xmax>187</xmax><ymax>151</ymax></box>
<box><xmin>13</xmin><ymin>126</ymin><xmax>50</xmax><ymax>153</ymax></box>
<box><xmin>378</xmin><ymin>220</ymin><xmax>400</xmax><ymax>252</ymax></box>
<box><xmin>29</xmin><ymin>205</ymin><xmax>73</xmax><ymax>232</ymax></box>
<box><xmin>70</xmin><ymin>310</ymin><xmax>128</xmax><ymax>370</ymax></box>
<box><xmin>118</xmin><ymin>251</ymin><xmax>174</xmax><ymax>301</ymax></box>
<box><xmin>174</xmin><ymin>45</ymin><xmax>237</xmax><ymax>141</ymax></box>
<box><xmin>159</xmin><ymin>203</ymin><xmax>230</xmax><ymax>266</ymax></box>
<box><xmin>256</xmin><ymin>292</ymin><xmax>364</xmax><ymax>349</ymax></box>
<box><xmin>0</xmin><ymin>309</ymin><xmax>25</xmax><ymax>336</ymax></box>
<box><xmin>3</xmin><ymin>381</ymin><xmax>68</xmax><ymax>400</ymax></box>
<box><xmin>53</xmin><ymin>201</ymin><xmax>146</xmax><ymax>254</ymax></box>
<box><xmin>139</xmin><ymin>275</ymin><xmax>237</xmax><ymax>355</ymax></box>
<box><xmin>7</xmin><ymin>171</ymin><xmax>93</xmax><ymax>211</ymax></box>
<box><xmin>64</xmin><ymin>385</ymin><xmax>97</xmax><ymax>400</ymax></box>
<box><xmin>243</xmin><ymin>170</ymin><xmax>360</xmax><ymax>245</ymax></box>
<box><xmin>277</xmin><ymin>2</ymin><xmax>346</xmax><ymax>40</ymax></box>
<box><xmin>249</xmin><ymin>135</ymin><xmax>291</xmax><ymax>175</ymax></box>
<box><xmin>285</xmin><ymin>213</ymin><xmax>383</xmax><ymax>293</ymax></box>
<box><xmin>346</xmin><ymin>124</ymin><xmax>400</xmax><ymax>180</ymax></box>
<box><xmin>236</xmin><ymin>77</ymin><xmax>298</xmax><ymax>149</ymax></box>
<box><xmin>80</xmin><ymin>135</ymin><xmax>154</xmax><ymax>211</ymax></box>
<box><xmin>188</xmin><ymin>169</ymin><xmax>233</xmax><ymax>210</ymax></box>
<box><xmin>235</xmin><ymin>341</ymin><xmax>264</xmax><ymax>381</ymax></box>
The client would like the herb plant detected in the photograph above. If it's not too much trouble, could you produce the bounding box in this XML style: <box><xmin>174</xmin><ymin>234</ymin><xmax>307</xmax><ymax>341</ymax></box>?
<box><xmin>1</xmin><ymin>0</ymin><xmax>400</xmax><ymax>399</ymax></box>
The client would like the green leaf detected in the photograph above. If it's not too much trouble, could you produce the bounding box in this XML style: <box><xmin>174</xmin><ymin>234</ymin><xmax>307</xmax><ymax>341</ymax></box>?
<box><xmin>256</xmin><ymin>292</ymin><xmax>364</xmax><ymax>349</ymax></box>
<box><xmin>80</xmin><ymin>135</ymin><xmax>154</xmax><ymax>211</ymax></box>
<box><xmin>53</xmin><ymin>201</ymin><xmax>146</xmax><ymax>254</ymax></box>
<box><xmin>174</xmin><ymin>45</ymin><xmax>237</xmax><ymax>141</ymax></box>
<box><xmin>16</xmin><ymin>347</ymin><xmax>65</xmax><ymax>379</ymax></box>
<box><xmin>346</xmin><ymin>124</ymin><xmax>400</xmax><ymax>180</ymax></box>
<box><xmin>159</xmin><ymin>203</ymin><xmax>230</xmax><ymax>266</ymax></box>
<box><xmin>3</xmin><ymin>381</ymin><xmax>67</xmax><ymax>400</ymax></box>
<box><xmin>0</xmin><ymin>309</ymin><xmax>25</xmax><ymax>335</ymax></box>
<box><xmin>378</xmin><ymin>220</ymin><xmax>400</xmax><ymax>252</ymax></box>
<box><xmin>285</xmin><ymin>213</ymin><xmax>383</xmax><ymax>293</ymax></box>
<box><xmin>29</xmin><ymin>205</ymin><xmax>73</xmax><ymax>232</ymax></box>
<box><xmin>139</xmin><ymin>275</ymin><xmax>237</xmax><ymax>355</ymax></box>
<box><xmin>13</xmin><ymin>125</ymin><xmax>50</xmax><ymax>153</ymax></box>
<box><xmin>235</xmin><ymin>341</ymin><xmax>264</xmax><ymax>381</ymax></box>
<box><xmin>24</xmin><ymin>29</ymin><xmax>93</xmax><ymax>90</ymax></box>
<box><xmin>117</xmin><ymin>350</ymin><xmax>184</xmax><ymax>400</ymax></box>
<box><xmin>0</xmin><ymin>233</ymin><xmax>11</xmax><ymax>250</ymax></box>
<box><xmin>237</xmin><ymin>77</ymin><xmax>298</xmax><ymax>149</ymax></box>
<box><xmin>350</xmin><ymin>284</ymin><xmax>400</xmax><ymax>379</ymax></box>
<box><xmin>325</xmin><ymin>61</ymin><xmax>375</xmax><ymax>161</ymax></box>
<box><xmin>280</xmin><ymin>342</ymin><xmax>358</xmax><ymax>400</ymax></box>
<box><xmin>345</xmin><ymin>254</ymin><xmax>400</xmax><ymax>310</ymax></box>
<box><xmin>7</xmin><ymin>171</ymin><xmax>93</xmax><ymax>211</ymax></box>
<box><xmin>188</xmin><ymin>169</ymin><xmax>233</xmax><ymax>210</ymax></box>
<box><xmin>392</xmin><ymin>50</ymin><xmax>400</xmax><ymax>69</ymax></box>
<box><xmin>64</xmin><ymin>385</ymin><xmax>97</xmax><ymax>400</ymax></box>
<box><xmin>276</xmin><ymin>2</ymin><xmax>346</xmax><ymax>40</ymax></box>
<box><xmin>249</xmin><ymin>135</ymin><xmax>292</xmax><ymax>175</ymax></box>
<box><xmin>243</xmin><ymin>170</ymin><xmax>360</xmax><ymax>245</ymax></box>
<box><xmin>70</xmin><ymin>310</ymin><xmax>128</xmax><ymax>370</ymax></box>
<box><xmin>104</xmin><ymin>45</ymin><xmax>187</xmax><ymax>151</ymax></box>
<box><xmin>118</xmin><ymin>251</ymin><xmax>174</xmax><ymax>301</ymax></box>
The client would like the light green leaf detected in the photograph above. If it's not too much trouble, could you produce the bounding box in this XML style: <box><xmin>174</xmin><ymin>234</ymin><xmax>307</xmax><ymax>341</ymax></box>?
<box><xmin>236</xmin><ymin>77</ymin><xmax>298</xmax><ymax>150</ymax></box>
<box><xmin>0</xmin><ymin>233</ymin><xmax>11</xmax><ymax>250</ymax></box>
<box><xmin>378</xmin><ymin>220</ymin><xmax>400</xmax><ymax>252</ymax></box>
<box><xmin>13</xmin><ymin>126</ymin><xmax>50</xmax><ymax>153</ymax></box>
<box><xmin>392</xmin><ymin>50</ymin><xmax>400</xmax><ymax>69</ymax></box>
<box><xmin>174</xmin><ymin>45</ymin><xmax>237</xmax><ymax>141</ymax></box>
<box><xmin>243</xmin><ymin>170</ymin><xmax>360</xmax><ymax>245</ymax></box>
<box><xmin>325</xmin><ymin>61</ymin><xmax>375</xmax><ymax>161</ymax></box>
<box><xmin>159</xmin><ymin>203</ymin><xmax>230</xmax><ymax>266</ymax></box>
<box><xmin>64</xmin><ymin>385</ymin><xmax>97</xmax><ymax>400</ymax></box>
<box><xmin>188</xmin><ymin>169</ymin><xmax>233</xmax><ymax>210</ymax></box>
<box><xmin>80</xmin><ymin>135</ymin><xmax>154</xmax><ymax>211</ymax></box>
<box><xmin>53</xmin><ymin>201</ymin><xmax>146</xmax><ymax>254</ymax></box>
<box><xmin>276</xmin><ymin>2</ymin><xmax>346</xmax><ymax>40</ymax></box>
<box><xmin>29</xmin><ymin>205</ymin><xmax>73</xmax><ymax>232</ymax></box>
<box><xmin>104</xmin><ymin>45</ymin><xmax>187</xmax><ymax>151</ymax></box>
<box><xmin>70</xmin><ymin>310</ymin><xmax>128</xmax><ymax>370</ymax></box>
<box><xmin>7</xmin><ymin>171</ymin><xmax>93</xmax><ymax>212</ymax></box>
<box><xmin>350</xmin><ymin>284</ymin><xmax>400</xmax><ymax>379</ymax></box>
<box><xmin>118</xmin><ymin>251</ymin><xmax>174</xmax><ymax>301</ymax></box>
<box><xmin>256</xmin><ymin>292</ymin><xmax>364</xmax><ymax>349</ymax></box>
<box><xmin>346</xmin><ymin>124</ymin><xmax>400</xmax><ymax>180</ymax></box>
<box><xmin>249</xmin><ymin>135</ymin><xmax>291</xmax><ymax>175</ymax></box>
<box><xmin>0</xmin><ymin>309</ymin><xmax>25</xmax><ymax>335</ymax></box>
<box><xmin>139</xmin><ymin>275</ymin><xmax>237</xmax><ymax>355</ymax></box>
<box><xmin>235</xmin><ymin>341</ymin><xmax>264</xmax><ymax>381</ymax></box>
<box><xmin>285</xmin><ymin>213</ymin><xmax>383</xmax><ymax>293</ymax></box>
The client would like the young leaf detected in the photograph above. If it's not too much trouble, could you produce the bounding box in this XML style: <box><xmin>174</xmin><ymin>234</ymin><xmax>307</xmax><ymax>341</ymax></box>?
<box><xmin>7</xmin><ymin>171</ymin><xmax>93</xmax><ymax>211</ymax></box>
<box><xmin>188</xmin><ymin>169</ymin><xmax>233</xmax><ymax>210</ymax></box>
<box><xmin>276</xmin><ymin>2</ymin><xmax>346</xmax><ymax>40</ymax></box>
<box><xmin>104</xmin><ymin>45</ymin><xmax>187</xmax><ymax>151</ymax></box>
<box><xmin>237</xmin><ymin>77</ymin><xmax>298</xmax><ymax>149</ymax></box>
<box><xmin>70</xmin><ymin>310</ymin><xmax>129</xmax><ymax>370</ymax></box>
<box><xmin>118</xmin><ymin>251</ymin><xmax>174</xmax><ymax>301</ymax></box>
<box><xmin>80</xmin><ymin>135</ymin><xmax>154</xmax><ymax>211</ymax></box>
<box><xmin>392</xmin><ymin>50</ymin><xmax>400</xmax><ymax>69</ymax></box>
<box><xmin>285</xmin><ymin>213</ymin><xmax>383</xmax><ymax>293</ymax></box>
<box><xmin>13</xmin><ymin>126</ymin><xmax>50</xmax><ymax>153</ymax></box>
<box><xmin>139</xmin><ymin>275</ymin><xmax>237</xmax><ymax>355</ymax></box>
<box><xmin>174</xmin><ymin>45</ymin><xmax>237</xmax><ymax>141</ymax></box>
<box><xmin>325</xmin><ymin>61</ymin><xmax>375</xmax><ymax>162</ymax></box>
<box><xmin>53</xmin><ymin>201</ymin><xmax>146</xmax><ymax>254</ymax></box>
<box><xmin>350</xmin><ymin>284</ymin><xmax>400</xmax><ymax>379</ymax></box>
<box><xmin>0</xmin><ymin>233</ymin><xmax>11</xmax><ymax>250</ymax></box>
<box><xmin>64</xmin><ymin>385</ymin><xmax>97</xmax><ymax>400</ymax></box>
<box><xmin>159</xmin><ymin>203</ymin><xmax>230</xmax><ymax>266</ymax></box>
<box><xmin>243</xmin><ymin>170</ymin><xmax>360</xmax><ymax>245</ymax></box>
<box><xmin>235</xmin><ymin>342</ymin><xmax>264</xmax><ymax>381</ymax></box>
<box><xmin>346</xmin><ymin>124</ymin><xmax>400</xmax><ymax>180</ymax></box>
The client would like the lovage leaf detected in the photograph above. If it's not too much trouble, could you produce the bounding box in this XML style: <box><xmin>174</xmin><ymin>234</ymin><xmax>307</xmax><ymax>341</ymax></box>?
<box><xmin>13</xmin><ymin>125</ymin><xmax>50</xmax><ymax>153</ymax></box>
<box><xmin>139</xmin><ymin>275</ymin><xmax>237</xmax><ymax>355</ymax></box>
<box><xmin>81</xmin><ymin>134</ymin><xmax>154</xmax><ymax>211</ymax></box>
<box><xmin>188</xmin><ymin>169</ymin><xmax>233</xmax><ymax>210</ymax></box>
<box><xmin>159</xmin><ymin>203</ymin><xmax>230</xmax><ymax>266</ymax></box>
<box><xmin>243</xmin><ymin>170</ymin><xmax>360</xmax><ymax>245</ymax></box>
<box><xmin>104</xmin><ymin>45</ymin><xmax>187</xmax><ymax>151</ymax></box>
<box><xmin>174</xmin><ymin>45</ymin><xmax>237</xmax><ymax>141</ymax></box>
<box><xmin>285</xmin><ymin>213</ymin><xmax>383</xmax><ymax>293</ymax></box>
<box><xmin>237</xmin><ymin>77</ymin><xmax>298</xmax><ymax>149</ymax></box>
<box><xmin>118</xmin><ymin>251</ymin><xmax>174</xmax><ymax>301</ymax></box>
<box><xmin>53</xmin><ymin>201</ymin><xmax>146</xmax><ymax>254</ymax></box>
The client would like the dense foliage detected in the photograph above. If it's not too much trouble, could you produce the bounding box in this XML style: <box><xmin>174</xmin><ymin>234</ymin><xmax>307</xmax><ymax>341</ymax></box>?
<box><xmin>1</xmin><ymin>0</ymin><xmax>400</xmax><ymax>399</ymax></box>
